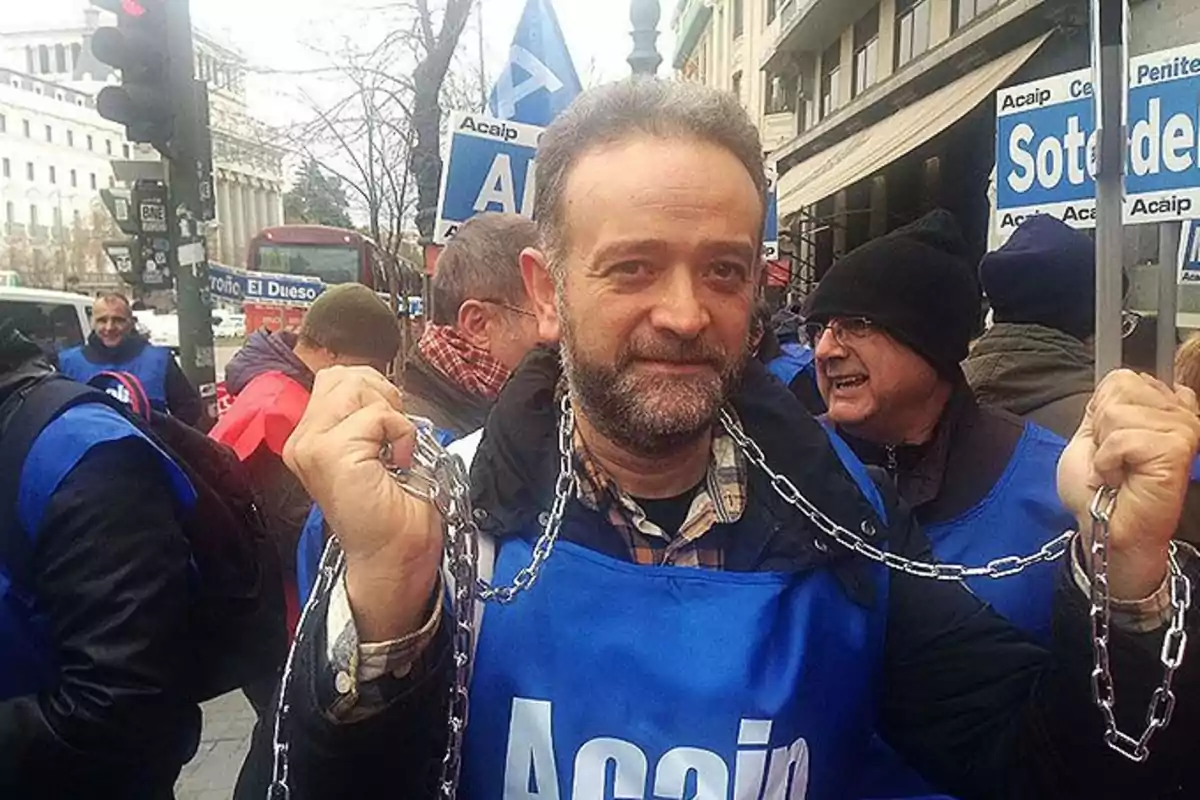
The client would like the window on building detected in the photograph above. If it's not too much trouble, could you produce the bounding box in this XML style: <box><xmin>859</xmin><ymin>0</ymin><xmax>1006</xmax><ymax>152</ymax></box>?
<box><xmin>90</xmin><ymin>173</ymin><xmax>97</xmax><ymax>190</ymax></box>
<box><xmin>29</xmin><ymin>205</ymin><xmax>39</xmax><ymax>227</ymax></box>
<box><xmin>732</xmin><ymin>70</ymin><xmax>743</xmax><ymax>102</ymax></box>
<box><xmin>767</xmin><ymin>0</ymin><xmax>778</xmax><ymax>25</ymax></box>
<box><xmin>49</xmin><ymin>166</ymin><xmax>56</xmax><ymax>185</ymax></box>
<box><xmin>38</xmin><ymin>45</ymin><xmax>50</xmax><ymax>74</ymax></box>
<box><xmin>70</xmin><ymin>169</ymin><xmax>77</xmax><ymax>188</ymax></box>
<box><xmin>44</xmin><ymin>124</ymin><xmax>52</xmax><ymax>143</ymax></box>
<box><xmin>5</xmin><ymin>201</ymin><xmax>13</xmax><ymax>224</ymax></box>
<box><xmin>26</xmin><ymin>162</ymin><xmax>34</xmax><ymax>181</ymax></box>
<box><xmin>87</xmin><ymin>134</ymin><xmax>94</xmax><ymax>151</ymax></box>
<box><xmin>67</xmin><ymin>130</ymin><xmax>74</xmax><ymax>147</ymax></box>
<box><xmin>896</xmin><ymin>0</ymin><xmax>932</xmax><ymax>69</ymax></box>
<box><xmin>820</xmin><ymin>41</ymin><xmax>842</xmax><ymax>119</ymax></box>
<box><xmin>765</xmin><ymin>71</ymin><xmax>798</xmax><ymax>114</ymax></box>
<box><xmin>22</xmin><ymin>119</ymin><xmax>30</xmax><ymax>138</ymax></box>
<box><xmin>733</xmin><ymin>0</ymin><xmax>745</xmax><ymax>38</ymax></box>
<box><xmin>55</xmin><ymin>44</ymin><xmax>67</xmax><ymax>73</ymax></box>
<box><xmin>108</xmin><ymin>175</ymin><xmax>116</xmax><ymax>188</ymax></box>
<box><xmin>1</xmin><ymin>158</ymin><xmax>8</xmax><ymax>178</ymax></box>
<box><xmin>25</xmin><ymin>46</ymin><xmax>35</xmax><ymax>74</ymax></box>
<box><xmin>71</xmin><ymin>43</ymin><xmax>81</xmax><ymax>70</ymax></box>
<box><xmin>954</xmin><ymin>0</ymin><xmax>999</xmax><ymax>30</ymax></box>
<box><xmin>106</xmin><ymin>139</ymin><xmax>113</xmax><ymax>156</ymax></box>
<box><xmin>853</xmin><ymin>7</ymin><xmax>881</xmax><ymax>98</ymax></box>
<box><xmin>123</xmin><ymin>143</ymin><xmax>131</xmax><ymax>159</ymax></box>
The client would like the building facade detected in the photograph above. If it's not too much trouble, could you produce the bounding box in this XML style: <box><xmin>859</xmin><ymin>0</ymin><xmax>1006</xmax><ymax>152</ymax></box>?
<box><xmin>672</xmin><ymin>0</ymin><xmax>1193</xmax><ymax>313</ymax></box>
<box><xmin>0</xmin><ymin>6</ymin><xmax>285</xmax><ymax>289</ymax></box>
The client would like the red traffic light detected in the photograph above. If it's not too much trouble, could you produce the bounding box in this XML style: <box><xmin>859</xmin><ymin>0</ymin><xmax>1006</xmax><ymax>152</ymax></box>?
<box><xmin>123</xmin><ymin>0</ymin><xmax>146</xmax><ymax>16</ymax></box>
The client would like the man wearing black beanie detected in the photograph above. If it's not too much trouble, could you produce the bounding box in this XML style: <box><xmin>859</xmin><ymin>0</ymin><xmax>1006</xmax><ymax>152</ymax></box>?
<box><xmin>803</xmin><ymin>210</ymin><xmax>1077</xmax><ymax>799</ymax></box>
<box><xmin>963</xmin><ymin>215</ymin><xmax>1098</xmax><ymax>439</ymax></box>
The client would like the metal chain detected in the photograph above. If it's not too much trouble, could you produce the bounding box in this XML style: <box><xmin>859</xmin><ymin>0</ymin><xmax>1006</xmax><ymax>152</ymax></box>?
<box><xmin>719</xmin><ymin>409</ymin><xmax>1073</xmax><ymax>580</ymax></box>
<box><xmin>1088</xmin><ymin>487</ymin><xmax>1192</xmax><ymax>762</ymax></box>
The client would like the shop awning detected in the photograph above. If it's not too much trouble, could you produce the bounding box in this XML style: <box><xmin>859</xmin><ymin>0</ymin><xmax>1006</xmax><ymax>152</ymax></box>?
<box><xmin>777</xmin><ymin>34</ymin><xmax>1049</xmax><ymax>216</ymax></box>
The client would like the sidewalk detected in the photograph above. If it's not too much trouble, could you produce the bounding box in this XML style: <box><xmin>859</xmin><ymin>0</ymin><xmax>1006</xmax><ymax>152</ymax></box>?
<box><xmin>175</xmin><ymin>692</ymin><xmax>256</xmax><ymax>800</ymax></box>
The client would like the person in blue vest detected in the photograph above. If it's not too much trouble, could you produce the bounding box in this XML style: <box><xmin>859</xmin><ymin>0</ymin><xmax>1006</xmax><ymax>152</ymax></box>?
<box><xmin>757</xmin><ymin>302</ymin><xmax>826</xmax><ymax>415</ymax></box>
<box><xmin>276</xmin><ymin>80</ymin><xmax>1200</xmax><ymax>799</ymax></box>
<box><xmin>0</xmin><ymin>321</ymin><xmax>200</xmax><ymax>797</ymax></box>
<box><xmin>800</xmin><ymin>210</ymin><xmax>1089</xmax><ymax>798</ymax></box>
<box><xmin>58</xmin><ymin>292</ymin><xmax>204</xmax><ymax>427</ymax></box>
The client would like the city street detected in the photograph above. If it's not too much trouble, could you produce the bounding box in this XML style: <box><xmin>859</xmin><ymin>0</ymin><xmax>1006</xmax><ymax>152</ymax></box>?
<box><xmin>175</xmin><ymin>692</ymin><xmax>256</xmax><ymax>800</ymax></box>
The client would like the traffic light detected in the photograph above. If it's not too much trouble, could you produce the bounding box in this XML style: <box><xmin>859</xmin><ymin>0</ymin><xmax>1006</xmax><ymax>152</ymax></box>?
<box><xmin>90</xmin><ymin>0</ymin><xmax>174</xmax><ymax>149</ymax></box>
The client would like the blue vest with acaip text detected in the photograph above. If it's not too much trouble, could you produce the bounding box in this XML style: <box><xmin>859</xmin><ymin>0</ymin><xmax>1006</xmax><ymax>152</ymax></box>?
<box><xmin>58</xmin><ymin>343</ymin><xmax>172</xmax><ymax>411</ymax></box>
<box><xmin>460</xmin><ymin>429</ymin><xmax>892</xmax><ymax>800</ymax></box>
<box><xmin>0</xmin><ymin>403</ymin><xmax>193</xmax><ymax>701</ymax></box>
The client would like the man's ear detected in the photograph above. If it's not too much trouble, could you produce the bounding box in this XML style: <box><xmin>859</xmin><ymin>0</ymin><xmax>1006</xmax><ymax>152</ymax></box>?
<box><xmin>521</xmin><ymin>247</ymin><xmax>560</xmax><ymax>342</ymax></box>
<box><xmin>456</xmin><ymin>300</ymin><xmax>493</xmax><ymax>349</ymax></box>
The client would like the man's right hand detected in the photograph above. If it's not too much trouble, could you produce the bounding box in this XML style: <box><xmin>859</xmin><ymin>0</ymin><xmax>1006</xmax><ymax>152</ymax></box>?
<box><xmin>284</xmin><ymin>366</ymin><xmax>443</xmax><ymax>642</ymax></box>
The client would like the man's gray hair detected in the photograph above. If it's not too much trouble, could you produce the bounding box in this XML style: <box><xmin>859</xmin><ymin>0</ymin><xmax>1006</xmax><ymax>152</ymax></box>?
<box><xmin>534</xmin><ymin>79</ymin><xmax>768</xmax><ymax>277</ymax></box>
<box><xmin>432</xmin><ymin>212</ymin><xmax>538</xmax><ymax>325</ymax></box>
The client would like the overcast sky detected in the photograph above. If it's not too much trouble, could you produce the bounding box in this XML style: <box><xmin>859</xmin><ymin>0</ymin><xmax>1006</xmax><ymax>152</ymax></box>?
<box><xmin>5</xmin><ymin>0</ymin><xmax>678</xmax><ymax>126</ymax></box>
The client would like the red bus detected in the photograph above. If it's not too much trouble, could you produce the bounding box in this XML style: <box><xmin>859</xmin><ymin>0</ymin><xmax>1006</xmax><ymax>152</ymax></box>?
<box><xmin>244</xmin><ymin>225</ymin><xmax>421</xmax><ymax>331</ymax></box>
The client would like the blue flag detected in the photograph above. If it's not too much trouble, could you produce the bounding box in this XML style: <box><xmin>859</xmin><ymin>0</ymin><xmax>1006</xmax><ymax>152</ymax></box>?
<box><xmin>488</xmin><ymin>0</ymin><xmax>582</xmax><ymax>127</ymax></box>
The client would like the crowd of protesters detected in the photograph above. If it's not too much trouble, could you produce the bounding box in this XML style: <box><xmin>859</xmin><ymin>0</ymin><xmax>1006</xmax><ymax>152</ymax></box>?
<box><xmin>4</xmin><ymin>77</ymin><xmax>1200</xmax><ymax>800</ymax></box>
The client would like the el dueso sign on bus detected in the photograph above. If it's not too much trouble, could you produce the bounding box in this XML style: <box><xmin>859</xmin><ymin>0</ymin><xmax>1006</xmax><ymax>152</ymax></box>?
<box><xmin>995</xmin><ymin>41</ymin><xmax>1200</xmax><ymax>239</ymax></box>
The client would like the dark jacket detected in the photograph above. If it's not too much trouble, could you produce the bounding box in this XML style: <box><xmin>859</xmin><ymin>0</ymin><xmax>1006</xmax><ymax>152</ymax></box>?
<box><xmin>838</xmin><ymin>381</ymin><xmax>1028</xmax><ymax>528</ymax></box>
<box><xmin>0</xmin><ymin>332</ymin><xmax>199</xmax><ymax>798</ymax></box>
<box><xmin>279</xmin><ymin>349</ymin><xmax>1200</xmax><ymax>799</ymax></box>
<box><xmin>223</xmin><ymin>330</ymin><xmax>315</xmax><ymax>576</ymax></box>
<box><xmin>962</xmin><ymin>323</ymin><xmax>1094</xmax><ymax>441</ymax></box>
<box><xmin>77</xmin><ymin>332</ymin><xmax>205</xmax><ymax>428</ymax></box>
<box><xmin>401</xmin><ymin>351</ymin><xmax>493</xmax><ymax>438</ymax></box>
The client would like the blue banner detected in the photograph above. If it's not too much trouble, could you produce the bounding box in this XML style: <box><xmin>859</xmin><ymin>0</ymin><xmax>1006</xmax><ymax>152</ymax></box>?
<box><xmin>434</xmin><ymin>112</ymin><xmax>543</xmax><ymax>244</ymax></box>
<box><xmin>764</xmin><ymin>164</ymin><xmax>780</xmax><ymax>261</ymax></box>
<box><xmin>488</xmin><ymin>0</ymin><xmax>581</xmax><ymax>128</ymax></box>
<box><xmin>1181</xmin><ymin>221</ymin><xmax>1200</xmax><ymax>285</ymax></box>
<box><xmin>995</xmin><ymin>41</ymin><xmax>1200</xmax><ymax>239</ymax></box>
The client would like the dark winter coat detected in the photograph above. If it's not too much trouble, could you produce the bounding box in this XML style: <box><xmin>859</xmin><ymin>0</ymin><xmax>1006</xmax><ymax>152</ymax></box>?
<box><xmin>962</xmin><ymin>323</ymin><xmax>1094</xmax><ymax>441</ymax></box>
<box><xmin>400</xmin><ymin>351</ymin><xmax>494</xmax><ymax>438</ymax></box>
<box><xmin>277</xmin><ymin>349</ymin><xmax>1200</xmax><ymax>799</ymax></box>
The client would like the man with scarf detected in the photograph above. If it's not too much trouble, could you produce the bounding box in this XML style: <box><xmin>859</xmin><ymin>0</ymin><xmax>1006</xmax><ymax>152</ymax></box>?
<box><xmin>404</xmin><ymin>211</ymin><xmax>541</xmax><ymax>441</ymax></box>
<box><xmin>57</xmin><ymin>292</ymin><xmax>203</xmax><ymax>427</ymax></box>
<box><xmin>277</xmin><ymin>81</ymin><xmax>1200</xmax><ymax>799</ymax></box>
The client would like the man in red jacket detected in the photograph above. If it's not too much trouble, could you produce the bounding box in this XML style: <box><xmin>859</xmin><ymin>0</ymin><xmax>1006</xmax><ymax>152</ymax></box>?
<box><xmin>210</xmin><ymin>284</ymin><xmax>400</xmax><ymax>710</ymax></box>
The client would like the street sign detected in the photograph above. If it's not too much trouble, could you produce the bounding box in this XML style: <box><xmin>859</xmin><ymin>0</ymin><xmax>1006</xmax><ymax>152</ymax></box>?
<box><xmin>1180</xmin><ymin>220</ymin><xmax>1200</xmax><ymax>284</ymax></box>
<box><xmin>763</xmin><ymin>164</ymin><xmax>780</xmax><ymax>261</ymax></box>
<box><xmin>995</xmin><ymin>40</ymin><xmax>1200</xmax><ymax>239</ymax></box>
<box><xmin>434</xmin><ymin>111</ymin><xmax>543</xmax><ymax>244</ymax></box>
<box><xmin>208</xmin><ymin>262</ymin><xmax>247</xmax><ymax>303</ymax></box>
<box><xmin>133</xmin><ymin>180</ymin><xmax>169</xmax><ymax>234</ymax></box>
<box><xmin>99</xmin><ymin>189</ymin><xmax>138</xmax><ymax>236</ymax></box>
<box><xmin>242</xmin><ymin>271</ymin><xmax>324</xmax><ymax>306</ymax></box>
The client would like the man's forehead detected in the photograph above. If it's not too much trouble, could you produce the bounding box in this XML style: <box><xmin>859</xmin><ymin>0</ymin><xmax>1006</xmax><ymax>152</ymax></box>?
<box><xmin>94</xmin><ymin>299</ymin><xmax>130</xmax><ymax>317</ymax></box>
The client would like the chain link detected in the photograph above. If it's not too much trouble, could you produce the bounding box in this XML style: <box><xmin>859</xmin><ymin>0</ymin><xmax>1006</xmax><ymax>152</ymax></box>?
<box><xmin>1087</xmin><ymin>487</ymin><xmax>1192</xmax><ymax>762</ymax></box>
<box><xmin>270</xmin><ymin>401</ymin><xmax>1192</xmax><ymax>798</ymax></box>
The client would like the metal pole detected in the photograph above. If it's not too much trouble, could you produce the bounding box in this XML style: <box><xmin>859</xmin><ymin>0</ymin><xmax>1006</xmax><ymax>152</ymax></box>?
<box><xmin>1090</xmin><ymin>0</ymin><xmax>1128</xmax><ymax>381</ymax></box>
<box><xmin>629</xmin><ymin>0</ymin><xmax>663</xmax><ymax>77</ymax></box>
<box><xmin>1157</xmin><ymin>221</ymin><xmax>1181</xmax><ymax>382</ymax></box>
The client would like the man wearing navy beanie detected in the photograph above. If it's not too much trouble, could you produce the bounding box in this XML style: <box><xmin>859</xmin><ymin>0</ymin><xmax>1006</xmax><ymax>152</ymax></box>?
<box><xmin>964</xmin><ymin>215</ymin><xmax>1097</xmax><ymax>439</ymax></box>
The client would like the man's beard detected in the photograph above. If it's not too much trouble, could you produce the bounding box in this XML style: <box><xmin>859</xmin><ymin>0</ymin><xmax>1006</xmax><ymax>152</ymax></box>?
<box><xmin>559</xmin><ymin>303</ymin><xmax>748</xmax><ymax>458</ymax></box>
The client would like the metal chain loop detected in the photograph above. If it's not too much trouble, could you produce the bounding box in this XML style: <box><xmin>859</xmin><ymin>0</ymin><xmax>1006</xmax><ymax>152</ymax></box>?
<box><xmin>1088</xmin><ymin>487</ymin><xmax>1191</xmax><ymax>762</ymax></box>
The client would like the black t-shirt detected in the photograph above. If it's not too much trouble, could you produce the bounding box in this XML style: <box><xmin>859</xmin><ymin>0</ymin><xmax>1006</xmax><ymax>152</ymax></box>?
<box><xmin>633</xmin><ymin>482</ymin><xmax>702</xmax><ymax>538</ymax></box>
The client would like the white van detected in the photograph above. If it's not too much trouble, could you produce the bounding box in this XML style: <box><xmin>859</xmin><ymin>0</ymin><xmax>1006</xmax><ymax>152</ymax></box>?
<box><xmin>0</xmin><ymin>286</ymin><xmax>94</xmax><ymax>354</ymax></box>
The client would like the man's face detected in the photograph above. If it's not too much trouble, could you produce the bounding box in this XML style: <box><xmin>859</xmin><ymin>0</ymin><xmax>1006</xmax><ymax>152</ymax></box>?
<box><xmin>525</xmin><ymin>135</ymin><xmax>762</xmax><ymax>456</ymax></box>
<box><xmin>813</xmin><ymin>319</ymin><xmax>941</xmax><ymax>441</ymax></box>
<box><xmin>92</xmin><ymin>298</ymin><xmax>134</xmax><ymax>348</ymax></box>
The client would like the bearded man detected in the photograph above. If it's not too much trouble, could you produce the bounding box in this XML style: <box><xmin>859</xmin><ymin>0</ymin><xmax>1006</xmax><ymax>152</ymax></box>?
<box><xmin>274</xmin><ymin>80</ymin><xmax>1200</xmax><ymax>799</ymax></box>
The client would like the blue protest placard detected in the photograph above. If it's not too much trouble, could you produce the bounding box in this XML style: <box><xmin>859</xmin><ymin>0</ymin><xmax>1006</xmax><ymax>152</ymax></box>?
<box><xmin>434</xmin><ymin>112</ymin><xmax>543</xmax><ymax>244</ymax></box>
<box><xmin>763</xmin><ymin>164</ymin><xmax>780</xmax><ymax>261</ymax></box>
<box><xmin>1180</xmin><ymin>220</ymin><xmax>1200</xmax><ymax>285</ymax></box>
<box><xmin>995</xmin><ymin>41</ymin><xmax>1200</xmax><ymax>240</ymax></box>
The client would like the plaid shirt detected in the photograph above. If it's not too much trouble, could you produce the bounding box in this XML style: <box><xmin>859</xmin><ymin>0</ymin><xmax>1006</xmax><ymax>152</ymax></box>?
<box><xmin>418</xmin><ymin>324</ymin><xmax>510</xmax><ymax>400</ymax></box>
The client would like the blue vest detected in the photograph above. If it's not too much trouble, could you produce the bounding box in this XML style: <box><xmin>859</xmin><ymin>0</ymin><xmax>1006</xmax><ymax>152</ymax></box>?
<box><xmin>1</xmin><ymin>404</ymin><xmax>194</xmax><ymax>701</ymax></box>
<box><xmin>459</xmin><ymin>434</ymin><xmax>891</xmax><ymax>800</ymax></box>
<box><xmin>767</xmin><ymin>342</ymin><xmax>817</xmax><ymax>387</ymax></box>
<box><xmin>58</xmin><ymin>344</ymin><xmax>172</xmax><ymax>412</ymax></box>
<box><xmin>856</xmin><ymin>422</ymin><xmax>1072</xmax><ymax>800</ymax></box>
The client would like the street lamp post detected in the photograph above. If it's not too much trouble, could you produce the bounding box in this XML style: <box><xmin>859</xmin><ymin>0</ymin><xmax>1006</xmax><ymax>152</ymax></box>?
<box><xmin>629</xmin><ymin>0</ymin><xmax>662</xmax><ymax>77</ymax></box>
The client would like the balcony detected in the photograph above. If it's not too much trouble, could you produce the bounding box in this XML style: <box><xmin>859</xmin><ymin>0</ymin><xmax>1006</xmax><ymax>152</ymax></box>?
<box><xmin>762</xmin><ymin>0</ymin><xmax>878</xmax><ymax>74</ymax></box>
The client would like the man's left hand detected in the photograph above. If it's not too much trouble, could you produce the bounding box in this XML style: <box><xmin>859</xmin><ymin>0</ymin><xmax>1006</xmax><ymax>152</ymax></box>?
<box><xmin>1059</xmin><ymin>369</ymin><xmax>1200</xmax><ymax>600</ymax></box>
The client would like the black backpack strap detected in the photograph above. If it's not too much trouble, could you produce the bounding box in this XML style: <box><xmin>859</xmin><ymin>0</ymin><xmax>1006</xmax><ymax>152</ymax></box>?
<box><xmin>0</xmin><ymin>376</ymin><xmax>125</xmax><ymax>594</ymax></box>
